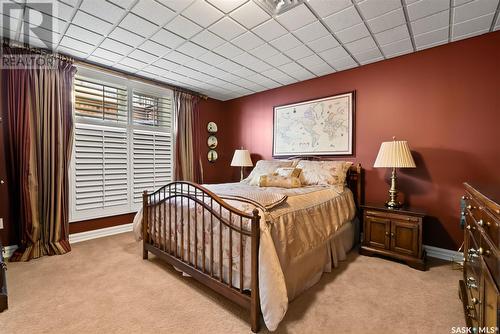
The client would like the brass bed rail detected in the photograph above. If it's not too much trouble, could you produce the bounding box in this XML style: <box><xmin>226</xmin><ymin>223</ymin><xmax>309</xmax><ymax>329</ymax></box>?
<box><xmin>142</xmin><ymin>181</ymin><xmax>262</xmax><ymax>332</ymax></box>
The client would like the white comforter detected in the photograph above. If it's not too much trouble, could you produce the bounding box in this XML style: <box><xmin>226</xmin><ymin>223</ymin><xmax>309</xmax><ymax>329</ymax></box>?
<box><xmin>133</xmin><ymin>183</ymin><xmax>355</xmax><ymax>331</ymax></box>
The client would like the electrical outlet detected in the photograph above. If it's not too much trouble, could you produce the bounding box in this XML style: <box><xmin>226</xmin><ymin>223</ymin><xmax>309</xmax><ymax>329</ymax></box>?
<box><xmin>0</xmin><ymin>218</ymin><xmax>3</xmax><ymax>230</ymax></box>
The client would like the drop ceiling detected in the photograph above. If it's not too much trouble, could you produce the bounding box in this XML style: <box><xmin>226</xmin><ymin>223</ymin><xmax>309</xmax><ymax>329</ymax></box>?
<box><xmin>1</xmin><ymin>0</ymin><xmax>499</xmax><ymax>100</ymax></box>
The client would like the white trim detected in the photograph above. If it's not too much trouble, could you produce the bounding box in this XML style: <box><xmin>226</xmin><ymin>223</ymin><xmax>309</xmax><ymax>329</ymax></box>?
<box><xmin>69</xmin><ymin>223</ymin><xmax>134</xmax><ymax>244</ymax></box>
<box><xmin>424</xmin><ymin>245</ymin><xmax>463</xmax><ymax>261</ymax></box>
<box><xmin>2</xmin><ymin>245</ymin><xmax>18</xmax><ymax>259</ymax></box>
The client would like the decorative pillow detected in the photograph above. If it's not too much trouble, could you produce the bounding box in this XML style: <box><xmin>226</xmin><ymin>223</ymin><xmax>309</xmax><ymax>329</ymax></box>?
<box><xmin>296</xmin><ymin>160</ymin><xmax>353</xmax><ymax>186</ymax></box>
<box><xmin>259</xmin><ymin>174</ymin><xmax>302</xmax><ymax>188</ymax></box>
<box><xmin>274</xmin><ymin>167</ymin><xmax>302</xmax><ymax>178</ymax></box>
<box><xmin>243</xmin><ymin>160</ymin><xmax>294</xmax><ymax>186</ymax></box>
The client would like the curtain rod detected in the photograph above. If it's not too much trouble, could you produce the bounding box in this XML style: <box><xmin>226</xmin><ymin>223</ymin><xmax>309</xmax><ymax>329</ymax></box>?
<box><xmin>2</xmin><ymin>37</ymin><xmax>207</xmax><ymax>100</ymax></box>
<box><xmin>2</xmin><ymin>38</ymin><xmax>74</xmax><ymax>63</ymax></box>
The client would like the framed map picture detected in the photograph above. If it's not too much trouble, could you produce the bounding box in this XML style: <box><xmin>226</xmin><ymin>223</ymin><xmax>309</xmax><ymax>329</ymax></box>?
<box><xmin>273</xmin><ymin>91</ymin><xmax>355</xmax><ymax>157</ymax></box>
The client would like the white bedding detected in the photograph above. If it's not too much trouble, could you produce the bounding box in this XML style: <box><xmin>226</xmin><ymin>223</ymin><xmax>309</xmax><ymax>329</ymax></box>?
<box><xmin>133</xmin><ymin>182</ymin><xmax>356</xmax><ymax>331</ymax></box>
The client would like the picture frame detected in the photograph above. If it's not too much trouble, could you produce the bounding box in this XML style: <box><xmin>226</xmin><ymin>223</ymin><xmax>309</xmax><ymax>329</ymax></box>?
<box><xmin>272</xmin><ymin>91</ymin><xmax>355</xmax><ymax>157</ymax></box>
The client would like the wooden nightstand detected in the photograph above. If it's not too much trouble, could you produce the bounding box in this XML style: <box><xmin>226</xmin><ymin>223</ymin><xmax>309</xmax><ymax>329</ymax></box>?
<box><xmin>360</xmin><ymin>204</ymin><xmax>426</xmax><ymax>270</ymax></box>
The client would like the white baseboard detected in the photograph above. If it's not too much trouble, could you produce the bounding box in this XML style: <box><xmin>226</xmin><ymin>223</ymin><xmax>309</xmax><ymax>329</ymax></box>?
<box><xmin>2</xmin><ymin>223</ymin><xmax>134</xmax><ymax>259</ymax></box>
<box><xmin>424</xmin><ymin>245</ymin><xmax>463</xmax><ymax>261</ymax></box>
<box><xmin>69</xmin><ymin>223</ymin><xmax>134</xmax><ymax>244</ymax></box>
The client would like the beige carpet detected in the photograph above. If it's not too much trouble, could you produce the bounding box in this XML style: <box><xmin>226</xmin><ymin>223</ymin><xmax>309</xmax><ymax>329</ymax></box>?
<box><xmin>1</xmin><ymin>232</ymin><xmax>464</xmax><ymax>333</ymax></box>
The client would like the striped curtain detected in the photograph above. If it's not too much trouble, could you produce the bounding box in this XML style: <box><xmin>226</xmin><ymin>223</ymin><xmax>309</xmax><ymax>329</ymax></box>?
<box><xmin>3</xmin><ymin>47</ymin><xmax>76</xmax><ymax>261</ymax></box>
<box><xmin>173</xmin><ymin>91</ymin><xmax>201</xmax><ymax>183</ymax></box>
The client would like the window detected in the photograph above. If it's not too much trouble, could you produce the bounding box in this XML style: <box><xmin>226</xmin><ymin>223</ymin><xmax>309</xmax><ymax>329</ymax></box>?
<box><xmin>70</xmin><ymin>68</ymin><xmax>173</xmax><ymax>221</ymax></box>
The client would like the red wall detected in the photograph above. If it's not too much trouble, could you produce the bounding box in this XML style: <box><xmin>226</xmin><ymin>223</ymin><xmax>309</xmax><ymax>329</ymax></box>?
<box><xmin>222</xmin><ymin>32</ymin><xmax>500</xmax><ymax>250</ymax></box>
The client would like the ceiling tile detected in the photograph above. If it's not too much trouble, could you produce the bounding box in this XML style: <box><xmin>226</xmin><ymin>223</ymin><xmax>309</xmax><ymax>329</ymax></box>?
<box><xmin>253</xmin><ymin>19</ymin><xmax>288</xmax><ymax>41</ymax></box>
<box><xmin>319</xmin><ymin>46</ymin><xmax>351</xmax><ymax>64</ymax></box>
<box><xmin>191</xmin><ymin>30</ymin><xmax>225</xmax><ymax>49</ymax></box>
<box><xmin>183</xmin><ymin>0</ymin><xmax>224</xmax><ymax>27</ymax></box>
<box><xmin>453</xmin><ymin>0</ymin><xmax>474</xmax><ymax>6</ymax></box>
<box><xmin>177</xmin><ymin>41</ymin><xmax>209</xmax><ymax>58</ymax></box>
<box><xmin>198</xmin><ymin>51</ymin><xmax>227</xmax><ymax>66</ymax></box>
<box><xmin>153</xmin><ymin>58</ymin><xmax>180</xmax><ymax>71</ymax></box>
<box><xmin>248</xmin><ymin>43</ymin><xmax>279</xmax><ymax>59</ymax></box>
<box><xmin>72</xmin><ymin>10</ymin><xmax>113</xmax><ymax>34</ymax></box>
<box><xmin>87</xmin><ymin>55</ymin><xmax>116</xmax><ymax>66</ymax></box>
<box><xmin>288</xmin><ymin>68</ymin><xmax>315</xmax><ymax>81</ymax></box>
<box><xmin>92</xmin><ymin>47</ymin><xmax>124</xmax><ymax>62</ymax></box>
<box><xmin>307</xmin><ymin>35</ymin><xmax>340</xmax><ymax>53</ymax></box>
<box><xmin>354</xmin><ymin>48</ymin><xmax>383</xmax><ymax>64</ymax></box>
<box><xmin>345</xmin><ymin>36</ymin><xmax>377</xmax><ymax>54</ymax></box>
<box><xmin>366</xmin><ymin>8</ymin><xmax>406</xmax><ymax>33</ymax></box>
<box><xmin>261</xmin><ymin>67</ymin><xmax>287</xmax><ymax>79</ymax></box>
<box><xmin>218</xmin><ymin>60</ymin><xmax>244</xmax><ymax>73</ymax></box>
<box><xmin>407</xmin><ymin>0</ymin><xmax>450</xmax><ymax>21</ymax></box>
<box><xmin>411</xmin><ymin>9</ymin><xmax>449</xmax><ymax>35</ymax></box>
<box><xmin>233</xmin><ymin>52</ymin><xmax>260</xmax><ymax>65</ymax></box>
<box><xmin>294</xmin><ymin>21</ymin><xmax>330</xmax><ymax>43</ymax></box>
<box><xmin>100</xmin><ymin>38</ymin><xmax>134</xmax><ymax>54</ymax></box>
<box><xmin>231</xmin><ymin>31</ymin><xmax>265</xmax><ymax>51</ymax></box>
<box><xmin>113</xmin><ymin>63</ymin><xmax>139</xmax><ymax>73</ymax></box>
<box><xmin>108</xmin><ymin>0</ymin><xmax>136</xmax><ymax>10</ymax></box>
<box><xmin>269</xmin><ymin>33</ymin><xmax>302</xmax><ymax>52</ymax></box>
<box><xmin>139</xmin><ymin>40</ymin><xmax>170</xmax><ymax>56</ymax></box>
<box><xmin>57</xmin><ymin>46</ymin><xmax>89</xmax><ymax>58</ymax></box>
<box><xmin>265</xmin><ymin>53</ymin><xmax>293</xmax><ymax>66</ymax></box>
<box><xmin>323</xmin><ymin>6</ymin><xmax>362</xmax><ymax>32</ymax></box>
<box><xmin>296</xmin><ymin>54</ymin><xmax>326</xmax><ymax>68</ymax></box>
<box><xmin>131</xmin><ymin>0</ymin><xmax>176</xmax><ymax>26</ymax></box>
<box><xmin>328</xmin><ymin>56</ymin><xmax>357</xmax><ymax>70</ymax></box>
<box><xmin>279</xmin><ymin>61</ymin><xmax>306</xmax><ymax>74</ymax></box>
<box><xmin>59</xmin><ymin>35</ymin><xmax>94</xmax><ymax>54</ymax></box>
<box><xmin>453</xmin><ymin>13</ymin><xmax>495</xmax><ymax>38</ymax></box>
<box><xmin>66</xmin><ymin>24</ymin><xmax>101</xmax><ymax>44</ymax></box>
<box><xmin>357</xmin><ymin>0</ymin><xmax>401</xmax><ymax>20</ymax></box>
<box><xmin>233</xmin><ymin>67</ymin><xmax>257</xmax><ymax>78</ymax></box>
<box><xmin>150</xmin><ymin>29</ymin><xmax>185</xmax><ymax>48</ymax></box>
<box><xmin>381</xmin><ymin>38</ymin><xmax>413</xmax><ymax>57</ymax></box>
<box><xmin>307</xmin><ymin>62</ymin><xmax>334</xmax><ymax>76</ymax></box>
<box><xmin>453</xmin><ymin>0</ymin><xmax>498</xmax><ymax>24</ymax></box>
<box><xmin>165</xmin><ymin>16</ymin><xmax>203</xmax><ymax>39</ymax></box>
<box><xmin>206</xmin><ymin>0</ymin><xmax>247</xmax><ymax>13</ymax></box>
<box><xmin>276</xmin><ymin>4</ymin><xmax>316</xmax><ymax>31</ymax></box>
<box><xmin>213</xmin><ymin>42</ymin><xmax>244</xmax><ymax>58</ymax></box>
<box><xmin>129</xmin><ymin>49</ymin><xmax>158</xmax><ymax>63</ymax></box>
<box><xmin>230</xmin><ymin>1</ymin><xmax>271</xmax><ymax>29</ymax></box>
<box><xmin>414</xmin><ymin>27</ymin><xmax>449</xmax><ymax>48</ymax></box>
<box><xmin>336</xmin><ymin>23</ymin><xmax>370</xmax><ymax>44</ymax></box>
<box><xmin>246</xmin><ymin>59</ymin><xmax>272</xmax><ymax>72</ymax></box>
<box><xmin>375</xmin><ymin>24</ymin><xmax>409</xmax><ymax>46</ymax></box>
<box><xmin>79</xmin><ymin>0</ymin><xmax>124</xmax><ymax>23</ymax></box>
<box><xmin>120</xmin><ymin>13</ymin><xmax>158</xmax><ymax>37</ymax></box>
<box><xmin>209</xmin><ymin>17</ymin><xmax>246</xmax><ymax>40</ymax></box>
<box><xmin>160</xmin><ymin>0</ymin><xmax>194</xmax><ymax>12</ymax></box>
<box><xmin>163</xmin><ymin>50</ymin><xmax>193</xmax><ymax>65</ymax></box>
<box><xmin>109</xmin><ymin>27</ymin><xmax>145</xmax><ymax>47</ymax></box>
<box><xmin>307</xmin><ymin>0</ymin><xmax>352</xmax><ymax>18</ymax></box>
<box><xmin>119</xmin><ymin>57</ymin><xmax>147</xmax><ymax>70</ymax></box>
<box><xmin>284</xmin><ymin>44</ymin><xmax>314</xmax><ymax>59</ymax></box>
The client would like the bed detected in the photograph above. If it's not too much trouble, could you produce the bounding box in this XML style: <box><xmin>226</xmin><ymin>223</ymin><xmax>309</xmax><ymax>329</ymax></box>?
<box><xmin>133</xmin><ymin>159</ymin><xmax>363</xmax><ymax>332</ymax></box>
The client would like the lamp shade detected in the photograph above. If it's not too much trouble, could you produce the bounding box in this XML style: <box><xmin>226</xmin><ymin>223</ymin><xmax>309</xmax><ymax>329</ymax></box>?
<box><xmin>374</xmin><ymin>140</ymin><xmax>416</xmax><ymax>168</ymax></box>
<box><xmin>231</xmin><ymin>149</ymin><xmax>253</xmax><ymax>167</ymax></box>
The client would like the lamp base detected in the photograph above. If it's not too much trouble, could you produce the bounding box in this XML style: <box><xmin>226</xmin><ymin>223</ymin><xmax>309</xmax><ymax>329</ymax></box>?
<box><xmin>385</xmin><ymin>167</ymin><xmax>404</xmax><ymax>209</ymax></box>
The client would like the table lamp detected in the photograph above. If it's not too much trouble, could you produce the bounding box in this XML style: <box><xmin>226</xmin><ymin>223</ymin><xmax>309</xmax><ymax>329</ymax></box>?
<box><xmin>374</xmin><ymin>137</ymin><xmax>416</xmax><ymax>209</ymax></box>
<box><xmin>231</xmin><ymin>149</ymin><xmax>253</xmax><ymax>181</ymax></box>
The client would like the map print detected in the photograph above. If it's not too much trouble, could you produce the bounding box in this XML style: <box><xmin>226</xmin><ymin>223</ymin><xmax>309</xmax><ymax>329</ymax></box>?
<box><xmin>273</xmin><ymin>93</ymin><xmax>352</xmax><ymax>156</ymax></box>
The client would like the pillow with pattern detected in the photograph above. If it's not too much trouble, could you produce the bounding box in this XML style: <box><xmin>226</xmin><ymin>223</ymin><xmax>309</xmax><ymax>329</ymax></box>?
<box><xmin>243</xmin><ymin>160</ymin><xmax>294</xmax><ymax>186</ymax></box>
<box><xmin>259</xmin><ymin>174</ymin><xmax>302</xmax><ymax>188</ymax></box>
<box><xmin>273</xmin><ymin>167</ymin><xmax>302</xmax><ymax>178</ymax></box>
<box><xmin>296</xmin><ymin>160</ymin><xmax>353</xmax><ymax>186</ymax></box>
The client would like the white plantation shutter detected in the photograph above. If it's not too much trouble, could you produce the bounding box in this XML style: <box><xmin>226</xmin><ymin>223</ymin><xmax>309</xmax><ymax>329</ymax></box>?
<box><xmin>73</xmin><ymin>124</ymin><xmax>129</xmax><ymax>218</ymax></box>
<box><xmin>132</xmin><ymin>130</ymin><xmax>172</xmax><ymax>204</ymax></box>
<box><xmin>74</xmin><ymin>77</ymin><xmax>128</xmax><ymax>123</ymax></box>
<box><xmin>70</xmin><ymin>70</ymin><xmax>173</xmax><ymax>221</ymax></box>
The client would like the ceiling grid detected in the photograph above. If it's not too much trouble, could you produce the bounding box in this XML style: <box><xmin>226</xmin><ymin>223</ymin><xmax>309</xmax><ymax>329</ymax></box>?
<box><xmin>1</xmin><ymin>0</ymin><xmax>498</xmax><ymax>100</ymax></box>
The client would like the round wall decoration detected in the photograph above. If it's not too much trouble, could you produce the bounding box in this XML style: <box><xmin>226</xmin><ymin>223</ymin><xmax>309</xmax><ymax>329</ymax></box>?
<box><xmin>207</xmin><ymin>150</ymin><xmax>218</xmax><ymax>163</ymax></box>
<box><xmin>207</xmin><ymin>121</ymin><xmax>218</xmax><ymax>133</ymax></box>
<box><xmin>207</xmin><ymin>135</ymin><xmax>218</xmax><ymax>149</ymax></box>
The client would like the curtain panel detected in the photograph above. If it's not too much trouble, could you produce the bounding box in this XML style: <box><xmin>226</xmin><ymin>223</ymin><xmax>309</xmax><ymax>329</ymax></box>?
<box><xmin>2</xmin><ymin>47</ymin><xmax>76</xmax><ymax>261</ymax></box>
<box><xmin>173</xmin><ymin>91</ymin><xmax>201</xmax><ymax>183</ymax></box>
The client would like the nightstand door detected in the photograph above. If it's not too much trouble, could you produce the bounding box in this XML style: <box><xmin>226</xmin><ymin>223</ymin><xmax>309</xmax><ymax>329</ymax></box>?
<box><xmin>390</xmin><ymin>219</ymin><xmax>419</xmax><ymax>257</ymax></box>
<box><xmin>365</xmin><ymin>216</ymin><xmax>391</xmax><ymax>250</ymax></box>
